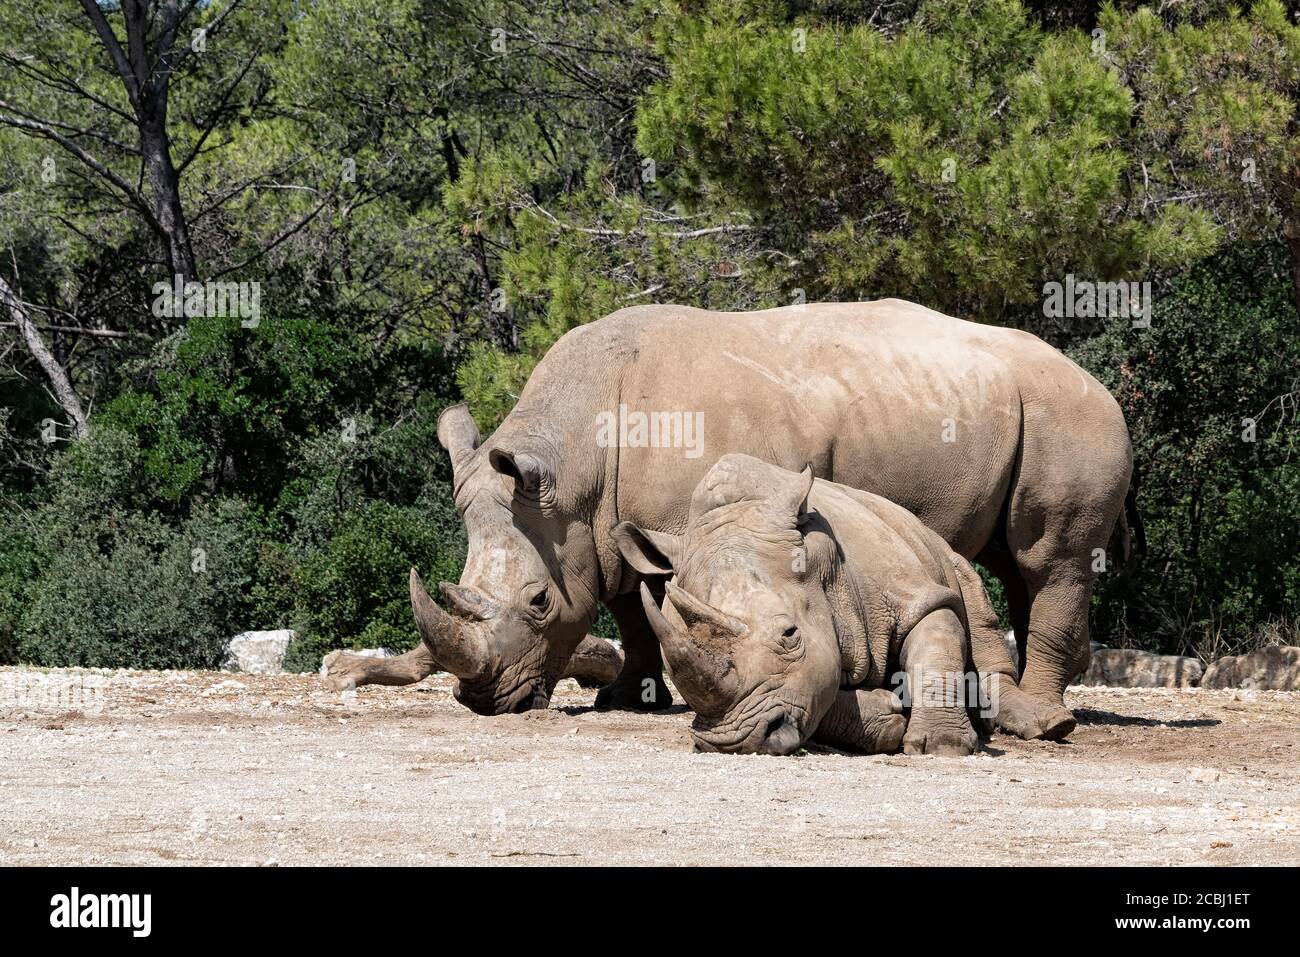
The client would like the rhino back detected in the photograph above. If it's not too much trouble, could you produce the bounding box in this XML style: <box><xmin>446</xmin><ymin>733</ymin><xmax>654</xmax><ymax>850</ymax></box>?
<box><xmin>494</xmin><ymin>298</ymin><xmax>1125</xmax><ymax>595</ymax></box>
<box><xmin>595</xmin><ymin>300</ymin><xmax>1026</xmax><ymax>554</ymax></box>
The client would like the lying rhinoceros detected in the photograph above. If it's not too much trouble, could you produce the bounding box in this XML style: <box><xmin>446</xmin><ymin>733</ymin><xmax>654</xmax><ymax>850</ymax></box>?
<box><xmin>615</xmin><ymin>453</ymin><xmax>1043</xmax><ymax>755</ymax></box>
<box><xmin>324</xmin><ymin>299</ymin><xmax>1132</xmax><ymax>737</ymax></box>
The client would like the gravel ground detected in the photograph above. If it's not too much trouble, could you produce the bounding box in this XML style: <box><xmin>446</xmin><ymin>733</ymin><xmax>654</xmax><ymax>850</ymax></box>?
<box><xmin>1</xmin><ymin>667</ymin><xmax>1297</xmax><ymax>866</ymax></box>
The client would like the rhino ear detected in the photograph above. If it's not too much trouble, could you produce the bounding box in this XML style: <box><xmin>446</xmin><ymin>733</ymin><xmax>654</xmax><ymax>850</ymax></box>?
<box><xmin>489</xmin><ymin>447</ymin><xmax>553</xmax><ymax>498</ymax></box>
<box><xmin>611</xmin><ymin>521</ymin><xmax>681</xmax><ymax>577</ymax></box>
<box><xmin>437</xmin><ymin>403</ymin><xmax>481</xmax><ymax>472</ymax></box>
<box><xmin>779</xmin><ymin>464</ymin><xmax>816</xmax><ymax>524</ymax></box>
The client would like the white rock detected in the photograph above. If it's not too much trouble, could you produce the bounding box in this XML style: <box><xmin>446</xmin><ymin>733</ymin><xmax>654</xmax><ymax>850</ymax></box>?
<box><xmin>223</xmin><ymin>630</ymin><xmax>295</xmax><ymax>675</ymax></box>
<box><xmin>1202</xmin><ymin>645</ymin><xmax>1300</xmax><ymax>691</ymax></box>
<box><xmin>1077</xmin><ymin>646</ymin><xmax>1203</xmax><ymax>688</ymax></box>
<box><xmin>202</xmin><ymin>679</ymin><xmax>247</xmax><ymax>695</ymax></box>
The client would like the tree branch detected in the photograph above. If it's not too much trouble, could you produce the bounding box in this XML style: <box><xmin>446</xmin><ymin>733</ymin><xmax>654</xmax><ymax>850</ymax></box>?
<box><xmin>0</xmin><ymin>111</ymin><xmax>162</xmax><ymax>234</ymax></box>
<box><xmin>529</xmin><ymin>202</ymin><xmax>753</xmax><ymax>239</ymax></box>
<box><xmin>0</xmin><ymin>269</ymin><xmax>90</xmax><ymax>439</ymax></box>
<box><xmin>0</xmin><ymin>98</ymin><xmax>141</xmax><ymax>155</ymax></box>
<box><xmin>77</xmin><ymin>0</ymin><xmax>142</xmax><ymax>112</ymax></box>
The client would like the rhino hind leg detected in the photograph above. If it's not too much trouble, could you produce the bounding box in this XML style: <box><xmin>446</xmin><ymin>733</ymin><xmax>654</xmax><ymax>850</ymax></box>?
<box><xmin>1003</xmin><ymin>404</ymin><xmax>1131</xmax><ymax>720</ymax></box>
<box><xmin>321</xmin><ymin>643</ymin><xmax>437</xmax><ymax>691</ymax></box>
<box><xmin>812</xmin><ymin>688</ymin><xmax>907</xmax><ymax>754</ymax></box>
<box><xmin>593</xmin><ymin>590</ymin><xmax>674</xmax><ymax>711</ymax></box>
<box><xmin>952</xmin><ymin>553</ymin><xmax>1074</xmax><ymax>741</ymax></box>
<box><xmin>1014</xmin><ymin>575</ymin><xmax>1095</xmax><ymax>730</ymax></box>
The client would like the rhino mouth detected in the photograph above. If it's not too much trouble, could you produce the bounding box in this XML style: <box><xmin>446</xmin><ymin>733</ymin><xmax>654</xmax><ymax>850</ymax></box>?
<box><xmin>692</xmin><ymin>699</ymin><xmax>810</xmax><ymax>755</ymax></box>
<box><xmin>454</xmin><ymin>674</ymin><xmax>550</xmax><ymax>715</ymax></box>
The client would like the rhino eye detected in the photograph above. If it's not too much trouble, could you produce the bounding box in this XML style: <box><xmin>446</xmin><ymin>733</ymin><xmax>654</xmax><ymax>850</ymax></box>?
<box><xmin>529</xmin><ymin>588</ymin><xmax>549</xmax><ymax>609</ymax></box>
<box><xmin>780</xmin><ymin>625</ymin><xmax>799</xmax><ymax>644</ymax></box>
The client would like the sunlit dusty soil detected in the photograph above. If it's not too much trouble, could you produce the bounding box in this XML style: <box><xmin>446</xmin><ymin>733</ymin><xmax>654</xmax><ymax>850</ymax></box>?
<box><xmin>1</xmin><ymin>667</ymin><xmax>1297</xmax><ymax>865</ymax></box>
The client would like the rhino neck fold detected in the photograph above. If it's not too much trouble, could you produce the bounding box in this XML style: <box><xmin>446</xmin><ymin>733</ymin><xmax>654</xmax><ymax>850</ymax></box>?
<box><xmin>824</xmin><ymin>549</ymin><xmax>874</xmax><ymax>687</ymax></box>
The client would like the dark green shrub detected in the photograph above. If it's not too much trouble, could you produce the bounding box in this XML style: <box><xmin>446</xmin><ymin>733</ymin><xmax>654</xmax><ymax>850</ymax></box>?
<box><xmin>8</xmin><ymin>429</ymin><xmax>264</xmax><ymax>668</ymax></box>
<box><xmin>283</xmin><ymin>494</ymin><xmax>465</xmax><ymax>672</ymax></box>
<box><xmin>1076</xmin><ymin>241</ymin><xmax>1300</xmax><ymax>655</ymax></box>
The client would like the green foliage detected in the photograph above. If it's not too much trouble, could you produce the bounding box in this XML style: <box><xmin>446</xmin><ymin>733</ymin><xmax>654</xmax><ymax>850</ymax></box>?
<box><xmin>0</xmin><ymin>290</ymin><xmax>465</xmax><ymax>670</ymax></box>
<box><xmin>0</xmin><ymin>527</ymin><xmax>34</xmax><ymax>664</ymax></box>
<box><xmin>634</xmin><ymin>0</ymin><xmax>1185</xmax><ymax>315</ymax></box>
<box><xmin>4</xmin><ymin>0</ymin><xmax>1300</xmax><ymax>670</ymax></box>
<box><xmin>285</xmin><ymin>495</ymin><xmax>465</xmax><ymax>671</ymax></box>
<box><xmin>4</xmin><ymin>430</ymin><xmax>263</xmax><ymax>668</ymax></box>
<box><xmin>101</xmin><ymin>292</ymin><xmax>370</xmax><ymax>506</ymax></box>
<box><xmin>1076</xmin><ymin>241</ymin><xmax>1300</xmax><ymax>654</ymax></box>
<box><xmin>1098</xmin><ymin>0</ymin><xmax>1300</xmax><ymax>251</ymax></box>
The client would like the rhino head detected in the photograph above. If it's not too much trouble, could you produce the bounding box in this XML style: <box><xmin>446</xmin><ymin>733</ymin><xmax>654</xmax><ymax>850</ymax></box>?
<box><xmin>613</xmin><ymin>454</ymin><xmax>843</xmax><ymax>754</ymax></box>
<box><xmin>412</xmin><ymin>404</ymin><xmax>600</xmax><ymax>715</ymax></box>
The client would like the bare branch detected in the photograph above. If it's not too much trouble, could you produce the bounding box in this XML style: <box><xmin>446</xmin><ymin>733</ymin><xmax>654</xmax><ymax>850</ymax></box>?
<box><xmin>0</xmin><ymin>320</ymin><xmax>140</xmax><ymax>340</ymax></box>
<box><xmin>0</xmin><ymin>98</ymin><xmax>141</xmax><ymax>155</ymax></box>
<box><xmin>0</xmin><ymin>268</ymin><xmax>90</xmax><ymax>439</ymax></box>
<box><xmin>529</xmin><ymin>202</ymin><xmax>753</xmax><ymax>239</ymax></box>
<box><xmin>0</xmin><ymin>112</ymin><xmax>161</xmax><ymax>233</ymax></box>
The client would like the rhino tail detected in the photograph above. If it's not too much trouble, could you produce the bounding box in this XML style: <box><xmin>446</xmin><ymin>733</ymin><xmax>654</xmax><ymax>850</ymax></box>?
<box><xmin>1105</xmin><ymin>457</ymin><xmax>1145</xmax><ymax>566</ymax></box>
<box><xmin>1122</xmin><ymin>470</ymin><xmax>1146</xmax><ymax>563</ymax></box>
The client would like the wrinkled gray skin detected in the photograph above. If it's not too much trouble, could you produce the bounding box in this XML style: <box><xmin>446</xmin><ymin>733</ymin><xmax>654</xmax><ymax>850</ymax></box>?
<box><xmin>615</xmin><ymin>454</ymin><xmax>1055</xmax><ymax>756</ymax></box>
<box><xmin>323</xmin><ymin>299</ymin><xmax>1131</xmax><ymax>732</ymax></box>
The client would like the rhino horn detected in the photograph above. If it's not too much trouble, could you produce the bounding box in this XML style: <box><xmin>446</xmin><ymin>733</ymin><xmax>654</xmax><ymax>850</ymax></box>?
<box><xmin>663</xmin><ymin>580</ymin><xmax>749</xmax><ymax>638</ymax></box>
<box><xmin>439</xmin><ymin>581</ymin><xmax>502</xmax><ymax>621</ymax></box>
<box><xmin>410</xmin><ymin>568</ymin><xmax>490</xmax><ymax>679</ymax></box>
<box><xmin>641</xmin><ymin>583</ymin><xmax>738</xmax><ymax>717</ymax></box>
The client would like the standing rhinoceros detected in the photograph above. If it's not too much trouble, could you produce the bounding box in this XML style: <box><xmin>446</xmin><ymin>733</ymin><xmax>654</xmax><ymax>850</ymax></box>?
<box><xmin>323</xmin><ymin>299</ymin><xmax>1132</xmax><ymax>737</ymax></box>
<box><xmin>615</xmin><ymin>453</ymin><xmax>1041</xmax><ymax>755</ymax></box>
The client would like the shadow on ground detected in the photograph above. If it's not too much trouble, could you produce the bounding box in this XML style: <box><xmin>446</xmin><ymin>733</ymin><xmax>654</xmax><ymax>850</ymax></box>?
<box><xmin>1073</xmin><ymin>708</ymin><xmax>1220</xmax><ymax>729</ymax></box>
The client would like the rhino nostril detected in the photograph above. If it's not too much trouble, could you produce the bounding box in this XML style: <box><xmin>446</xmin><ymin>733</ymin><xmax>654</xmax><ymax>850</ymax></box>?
<box><xmin>763</xmin><ymin>715</ymin><xmax>786</xmax><ymax>741</ymax></box>
<box><xmin>759</xmin><ymin>713</ymin><xmax>802</xmax><ymax>755</ymax></box>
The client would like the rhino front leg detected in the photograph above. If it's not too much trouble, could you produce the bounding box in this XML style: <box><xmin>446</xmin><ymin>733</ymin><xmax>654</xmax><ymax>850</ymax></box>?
<box><xmin>323</xmin><ymin>636</ymin><xmax>624</xmax><ymax>692</ymax></box>
<box><xmin>812</xmin><ymin>688</ymin><xmax>907</xmax><ymax>753</ymax></box>
<box><xmin>322</xmin><ymin>643</ymin><xmax>437</xmax><ymax>691</ymax></box>
<box><xmin>593</xmin><ymin>590</ymin><xmax>674</xmax><ymax>711</ymax></box>
<box><xmin>899</xmin><ymin>608</ymin><xmax>980</xmax><ymax>756</ymax></box>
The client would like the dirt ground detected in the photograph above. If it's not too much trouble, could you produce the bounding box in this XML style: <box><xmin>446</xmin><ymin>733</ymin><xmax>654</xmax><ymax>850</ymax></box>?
<box><xmin>1</xmin><ymin>666</ymin><xmax>1297</xmax><ymax>866</ymax></box>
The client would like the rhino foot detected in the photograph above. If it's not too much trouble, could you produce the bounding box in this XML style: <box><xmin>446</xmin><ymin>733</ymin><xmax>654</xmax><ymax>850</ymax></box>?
<box><xmin>864</xmin><ymin>713</ymin><xmax>908</xmax><ymax>753</ymax></box>
<box><xmin>565</xmin><ymin>635</ymin><xmax>626</xmax><ymax>689</ymax></box>
<box><xmin>988</xmin><ymin>675</ymin><xmax>1075</xmax><ymax>741</ymax></box>
<box><xmin>593</xmin><ymin>673</ymin><xmax>674</xmax><ymax>711</ymax></box>
<box><xmin>902</xmin><ymin>708</ymin><xmax>980</xmax><ymax>756</ymax></box>
<box><xmin>321</xmin><ymin>651</ymin><xmax>366</xmax><ymax>691</ymax></box>
<box><xmin>813</xmin><ymin>688</ymin><xmax>907</xmax><ymax>754</ymax></box>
